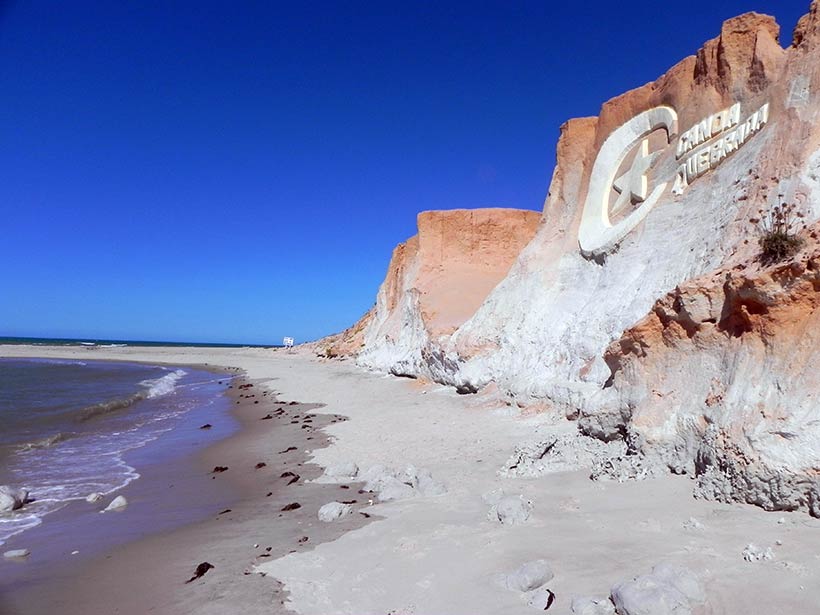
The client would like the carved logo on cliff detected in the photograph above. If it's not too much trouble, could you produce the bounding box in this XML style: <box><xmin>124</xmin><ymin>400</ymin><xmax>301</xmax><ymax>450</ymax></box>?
<box><xmin>578</xmin><ymin>102</ymin><xmax>770</xmax><ymax>257</ymax></box>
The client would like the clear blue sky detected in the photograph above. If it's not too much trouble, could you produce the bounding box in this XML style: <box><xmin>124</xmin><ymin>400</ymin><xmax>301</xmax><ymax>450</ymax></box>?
<box><xmin>0</xmin><ymin>1</ymin><xmax>809</xmax><ymax>344</ymax></box>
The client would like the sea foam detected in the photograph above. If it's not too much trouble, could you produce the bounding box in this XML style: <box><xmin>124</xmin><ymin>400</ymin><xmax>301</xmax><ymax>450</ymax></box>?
<box><xmin>142</xmin><ymin>369</ymin><xmax>186</xmax><ymax>398</ymax></box>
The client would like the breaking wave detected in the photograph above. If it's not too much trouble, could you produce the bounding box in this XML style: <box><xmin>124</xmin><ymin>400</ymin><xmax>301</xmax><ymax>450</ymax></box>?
<box><xmin>142</xmin><ymin>369</ymin><xmax>186</xmax><ymax>398</ymax></box>
<box><xmin>78</xmin><ymin>369</ymin><xmax>187</xmax><ymax>422</ymax></box>
<box><xmin>17</xmin><ymin>432</ymin><xmax>70</xmax><ymax>451</ymax></box>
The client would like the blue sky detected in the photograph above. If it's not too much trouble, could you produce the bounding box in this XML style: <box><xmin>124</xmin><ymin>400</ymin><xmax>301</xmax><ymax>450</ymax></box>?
<box><xmin>0</xmin><ymin>1</ymin><xmax>810</xmax><ymax>344</ymax></box>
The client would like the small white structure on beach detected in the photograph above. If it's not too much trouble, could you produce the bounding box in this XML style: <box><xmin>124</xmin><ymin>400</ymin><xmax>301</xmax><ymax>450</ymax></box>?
<box><xmin>283</xmin><ymin>336</ymin><xmax>294</xmax><ymax>348</ymax></box>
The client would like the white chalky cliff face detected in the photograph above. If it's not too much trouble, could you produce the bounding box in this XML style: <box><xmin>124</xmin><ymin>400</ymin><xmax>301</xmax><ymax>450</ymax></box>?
<box><xmin>336</xmin><ymin>6</ymin><xmax>820</xmax><ymax>514</ymax></box>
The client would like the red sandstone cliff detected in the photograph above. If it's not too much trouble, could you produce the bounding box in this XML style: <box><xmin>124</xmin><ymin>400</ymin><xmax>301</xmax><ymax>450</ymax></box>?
<box><xmin>320</xmin><ymin>208</ymin><xmax>541</xmax><ymax>359</ymax></box>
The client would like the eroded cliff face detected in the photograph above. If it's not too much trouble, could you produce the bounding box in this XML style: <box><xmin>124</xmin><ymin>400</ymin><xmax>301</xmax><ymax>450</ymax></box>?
<box><xmin>353</xmin><ymin>209</ymin><xmax>541</xmax><ymax>377</ymax></box>
<box><xmin>589</xmin><ymin>224</ymin><xmax>820</xmax><ymax>514</ymax></box>
<box><xmin>331</xmin><ymin>3</ymin><xmax>820</xmax><ymax>514</ymax></box>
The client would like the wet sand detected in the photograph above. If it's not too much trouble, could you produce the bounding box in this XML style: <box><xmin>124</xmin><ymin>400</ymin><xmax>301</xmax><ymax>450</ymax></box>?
<box><xmin>0</xmin><ymin>364</ymin><xmax>371</xmax><ymax>615</ymax></box>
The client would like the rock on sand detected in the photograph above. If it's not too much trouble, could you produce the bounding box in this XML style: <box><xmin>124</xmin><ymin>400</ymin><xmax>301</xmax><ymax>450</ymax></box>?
<box><xmin>3</xmin><ymin>549</ymin><xmax>30</xmax><ymax>559</ymax></box>
<box><xmin>102</xmin><ymin>495</ymin><xmax>128</xmax><ymax>512</ymax></box>
<box><xmin>318</xmin><ymin>501</ymin><xmax>353</xmax><ymax>522</ymax></box>
<box><xmin>487</xmin><ymin>494</ymin><xmax>533</xmax><ymax>525</ymax></box>
<box><xmin>323</xmin><ymin>462</ymin><xmax>359</xmax><ymax>480</ymax></box>
<box><xmin>496</xmin><ymin>559</ymin><xmax>553</xmax><ymax>592</ymax></box>
<box><xmin>0</xmin><ymin>486</ymin><xmax>29</xmax><ymax>512</ymax></box>
<box><xmin>610</xmin><ymin>563</ymin><xmax>704</xmax><ymax>615</ymax></box>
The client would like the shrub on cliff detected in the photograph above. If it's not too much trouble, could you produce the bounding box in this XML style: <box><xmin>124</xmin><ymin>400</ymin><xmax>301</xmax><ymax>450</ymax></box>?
<box><xmin>754</xmin><ymin>202</ymin><xmax>805</xmax><ymax>264</ymax></box>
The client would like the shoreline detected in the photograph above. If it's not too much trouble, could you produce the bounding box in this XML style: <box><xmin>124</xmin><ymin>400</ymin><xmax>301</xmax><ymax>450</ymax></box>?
<box><xmin>0</xmin><ymin>359</ymin><xmax>239</xmax><ymax>551</ymax></box>
<box><xmin>0</xmin><ymin>347</ymin><xmax>373</xmax><ymax>615</ymax></box>
<box><xmin>3</xmin><ymin>345</ymin><xmax>820</xmax><ymax>614</ymax></box>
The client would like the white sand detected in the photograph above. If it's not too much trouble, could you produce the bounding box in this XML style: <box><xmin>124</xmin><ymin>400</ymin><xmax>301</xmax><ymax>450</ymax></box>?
<box><xmin>3</xmin><ymin>345</ymin><xmax>819</xmax><ymax>614</ymax></box>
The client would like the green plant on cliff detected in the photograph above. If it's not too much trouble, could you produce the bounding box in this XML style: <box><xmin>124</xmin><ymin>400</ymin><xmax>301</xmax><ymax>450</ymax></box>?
<box><xmin>753</xmin><ymin>202</ymin><xmax>805</xmax><ymax>264</ymax></box>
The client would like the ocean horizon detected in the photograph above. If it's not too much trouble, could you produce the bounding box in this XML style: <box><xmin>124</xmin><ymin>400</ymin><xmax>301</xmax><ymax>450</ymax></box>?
<box><xmin>0</xmin><ymin>336</ymin><xmax>280</xmax><ymax>349</ymax></box>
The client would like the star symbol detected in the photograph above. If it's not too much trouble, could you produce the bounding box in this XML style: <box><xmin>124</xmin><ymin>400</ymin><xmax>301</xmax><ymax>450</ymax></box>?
<box><xmin>611</xmin><ymin>138</ymin><xmax>661</xmax><ymax>216</ymax></box>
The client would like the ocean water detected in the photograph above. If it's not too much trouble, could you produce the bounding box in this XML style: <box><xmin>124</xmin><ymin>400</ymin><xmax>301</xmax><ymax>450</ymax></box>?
<box><xmin>0</xmin><ymin>358</ymin><xmax>231</xmax><ymax>546</ymax></box>
<box><xmin>0</xmin><ymin>336</ymin><xmax>276</xmax><ymax>348</ymax></box>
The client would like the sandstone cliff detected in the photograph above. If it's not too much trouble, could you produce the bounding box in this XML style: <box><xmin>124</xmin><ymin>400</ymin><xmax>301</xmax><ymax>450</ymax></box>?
<box><xmin>333</xmin><ymin>208</ymin><xmax>541</xmax><ymax>374</ymax></box>
<box><xmin>333</xmin><ymin>2</ymin><xmax>820</xmax><ymax>514</ymax></box>
<box><xmin>585</xmin><ymin>223</ymin><xmax>820</xmax><ymax>514</ymax></box>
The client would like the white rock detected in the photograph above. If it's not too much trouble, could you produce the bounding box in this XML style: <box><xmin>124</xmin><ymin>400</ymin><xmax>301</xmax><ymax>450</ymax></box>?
<box><xmin>323</xmin><ymin>462</ymin><xmax>359</xmax><ymax>480</ymax></box>
<box><xmin>376</xmin><ymin>476</ymin><xmax>416</xmax><ymax>502</ymax></box>
<box><xmin>102</xmin><ymin>495</ymin><xmax>128</xmax><ymax>512</ymax></box>
<box><xmin>610</xmin><ymin>563</ymin><xmax>704</xmax><ymax>615</ymax></box>
<box><xmin>85</xmin><ymin>492</ymin><xmax>104</xmax><ymax>503</ymax></box>
<box><xmin>743</xmin><ymin>543</ymin><xmax>773</xmax><ymax>562</ymax></box>
<box><xmin>650</xmin><ymin>563</ymin><xmax>706</xmax><ymax>604</ymax></box>
<box><xmin>488</xmin><ymin>495</ymin><xmax>533</xmax><ymax>525</ymax></box>
<box><xmin>414</xmin><ymin>469</ymin><xmax>447</xmax><ymax>497</ymax></box>
<box><xmin>360</xmin><ymin>465</ymin><xmax>444</xmax><ymax>502</ymax></box>
<box><xmin>570</xmin><ymin>596</ymin><xmax>616</xmax><ymax>615</ymax></box>
<box><xmin>3</xmin><ymin>549</ymin><xmax>30</xmax><ymax>559</ymax></box>
<box><xmin>0</xmin><ymin>486</ymin><xmax>29</xmax><ymax>512</ymax></box>
<box><xmin>526</xmin><ymin>587</ymin><xmax>558</xmax><ymax>610</ymax></box>
<box><xmin>318</xmin><ymin>501</ymin><xmax>352</xmax><ymax>522</ymax></box>
<box><xmin>358</xmin><ymin>464</ymin><xmax>388</xmax><ymax>484</ymax></box>
<box><xmin>499</xmin><ymin>559</ymin><xmax>553</xmax><ymax>592</ymax></box>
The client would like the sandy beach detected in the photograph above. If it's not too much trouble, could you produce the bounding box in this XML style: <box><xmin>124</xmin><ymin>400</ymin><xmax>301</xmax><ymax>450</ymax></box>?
<box><xmin>1</xmin><ymin>344</ymin><xmax>819</xmax><ymax>614</ymax></box>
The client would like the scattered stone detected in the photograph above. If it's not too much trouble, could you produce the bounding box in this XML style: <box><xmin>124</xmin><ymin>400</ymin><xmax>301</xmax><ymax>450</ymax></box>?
<box><xmin>281</xmin><ymin>502</ymin><xmax>301</xmax><ymax>512</ymax></box>
<box><xmin>218</xmin><ymin>508</ymin><xmax>231</xmax><ymax>515</ymax></box>
<box><xmin>496</xmin><ymin>559</ymin><xmax>553</xmax><ymax>592</ymax></box>
<box><xmin>743</xmin><ymin>543</ymin><xmax>774</xmax><ymax>562</ymax></box>
<box><xmin>185</xmin><ymin>562</ymin><xmax>214</xmax><ymax>583</ymax></box>
<box><xmin>527</xmin><ymin>587</ymin><xmax>557</xmax><ymax>611</ymax></box>
<box><xmin>569</xmin><ymin>596</ymin><xmax>615</xmax><ymax>615</ymax></box>
<box><xmin>255</xmin><ymin>462</ymin><xmax>267</xmax><ymax>469</ymax></box>
<box><xmin>278</xmin><ymin>446</ymin><xmax>297</xmax><ymax>454</ymax></box>
<box><xmin>590</xmin><ymin>454</ymin><xmax>660</xmax><ymax>482</ymax></box>
<box><xmin>376</xmin><ymin>476</ymin><xmax>417</xmax><ymax>502</ymax></box>
<box><xmin>498</xmin><ymin>433</ymin><xmax>626</xmax><ymax>478</ymax></box>
<box><xmin>85</xmin><ymin>492</ymin><xmax>104</xmax><ymax>503</ymax></box>
<box><xmin>102</xmin><ymin>495</ymin><xmax>128</xmax><ymax>512</ymax></box>
<box><xmin>212</xmin><ymin>466</ymin><xmax>229</xmax><ymax>473</ymax></box>
<box><xmin>360</xmin><ymin>464</ymin><xmax>446</xmax><ymax>502</ymax></box>
<box><xmin>318</xmin><ymin>501</ymin><xmax>353</xmax><ymax>522</ymax></box>
<box><xmin>488</xmin><ymin>494</ymin><xmax>533</xmax><ymax>525</ymax></box>
<box><xmin>0</xmin><ymin>486</ymin><xmax>29</xmax><ymax>512</ymax></box>
<box><xmin>298</xmin><ymin>536</ymin><xmax>309</xmax><ymax>543</ymax></box>
<box><xmin>3</xmin><ymin>549</ymin><xmax>30</xmax><ymax>559</ymax></box>
<box><xmin>199</xmin><ymin>423</ymin><xmax>212</xmax><ymax>429</ymax></box>
<box><xmin>611</xmin><ymin>563</ymin><xmax>704</xmax><ymax>615</ymax></box>
<box><xmin>261</xmin><ymin>414</ymin><xmax>273</xmax><ymax>420</ymax></box>
<box><xmin>324</xmin><ymin>462</ymin><xmax>359</xmax><ymax>480</ymax></box>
